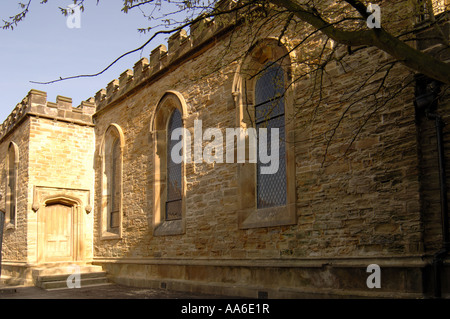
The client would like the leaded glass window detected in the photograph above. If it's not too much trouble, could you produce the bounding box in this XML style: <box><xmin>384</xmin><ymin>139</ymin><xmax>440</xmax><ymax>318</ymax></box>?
<box><xmin>166</xmin><ymin>109</ymin><xmax>183</xmax><ymax>220</ymax></box>
<box><xmin>110</xmin><ymin>138</ymin><xmax>120</xmax><ymax>228</ymax></box>
<box><xmin>255</xmin><ymin>62</ymin><xmax>287</xmax><ymax>209</ymax></box>
<box><xmin>7</xmin><ymin>143</ymin><xmax>17</xmax><ymax>225</ymax></box>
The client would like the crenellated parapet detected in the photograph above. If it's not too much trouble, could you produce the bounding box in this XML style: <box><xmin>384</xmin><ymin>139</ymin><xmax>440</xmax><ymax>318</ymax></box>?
<box><xmin>94</xmin><ymin>0</ymin><xmax>242</xmax><ymax>111</ymax></box>
<box><xmin>0</xmin><ymin>89</ymin><xmax>95</xmax><ymax>140</ymax></box>
<box><xmin>2</xmin><ymin>0</ymin><xmax>244</xmax><ymax>127</ymax></box>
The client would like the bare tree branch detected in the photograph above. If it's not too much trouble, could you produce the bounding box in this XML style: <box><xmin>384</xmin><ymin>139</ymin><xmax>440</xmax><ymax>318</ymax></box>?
<box><xmin>270</xmin><ymin>0</ymin><xmax>450</xmax><ymax>85</ymax></box>
<box><xmin>2</xmin><ymin>0</ymin><xmax>32</xmax><ymax>30</ymax></box>
<box><xmin>29</xmin><ymin>0</ymin><xmax>257</xmax><ymax>84</ymax></box>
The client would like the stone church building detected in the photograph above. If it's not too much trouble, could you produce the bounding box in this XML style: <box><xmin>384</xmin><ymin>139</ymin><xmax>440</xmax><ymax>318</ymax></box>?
<box><xmin>0</xmin><ymin>0</ymin><xmax>449</xmax><ymax>298</ymax></box>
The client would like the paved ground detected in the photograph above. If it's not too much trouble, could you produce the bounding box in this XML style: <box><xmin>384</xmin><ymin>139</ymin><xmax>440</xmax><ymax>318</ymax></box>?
<box><xmin>0</xmin><ymin>283</ymin><xmax>239</xmax><ymax>299</ymax></box>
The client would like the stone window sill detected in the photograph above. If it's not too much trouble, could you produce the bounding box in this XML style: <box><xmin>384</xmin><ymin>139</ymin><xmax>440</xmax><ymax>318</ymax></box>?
<box><xmin>239</xmin><ymin>203</ymin><xmax>297</xmax><ymax>229</ymax></box>
<box><xmin>154</xmin><ymin>219</ymin><xmax>184</xmax><ymax>236</ymax></box>
<box><xmin>101</xmin><ymin>231</ymin><xmax>121</xmax><ymax>240</ymax></box>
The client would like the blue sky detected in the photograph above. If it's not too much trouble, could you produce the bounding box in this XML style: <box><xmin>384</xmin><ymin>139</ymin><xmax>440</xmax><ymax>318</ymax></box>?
<box><xmin>0</xmin><ymin>1</ymin><xmax>180</xmax><ymax>123</ymax></box>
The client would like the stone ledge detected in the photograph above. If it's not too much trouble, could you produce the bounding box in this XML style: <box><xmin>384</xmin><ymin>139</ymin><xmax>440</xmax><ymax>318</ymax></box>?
<box><xmin>95</xmin><ymin>257</ymin><xmax>442</xmax><ymax>297</ymax></box>
<box><xmin>93</xmin><ymin>256</ymin><xmax>429</xmax><ymax>268</ymax></box>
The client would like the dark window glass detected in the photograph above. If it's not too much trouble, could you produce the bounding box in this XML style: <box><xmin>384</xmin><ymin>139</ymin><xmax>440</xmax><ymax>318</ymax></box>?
<box><xmin>166</xmin><ymin>109</ymin><xmax>182</xmax><ymax>220</ymax></box>
<box><xmin>255</xmin><ymin>63</ymin><xmax>287</xmax><ymax>209</ymax></box>
<box><xmin>7</xmin><ymin>145</ymin><xmax>16</xmax><ymax>225</ymax></box>
<box><xmin>110</xmin><ymin>138</ymin><xmax>120</xmax><ymax>228</ymax></box>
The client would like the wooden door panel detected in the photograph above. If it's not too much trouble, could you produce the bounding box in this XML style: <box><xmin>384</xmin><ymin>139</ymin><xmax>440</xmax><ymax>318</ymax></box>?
<box><xmin>44</xmin><ymin>204</ymin><xmax>73</xmax><ymax>261</ymax></box>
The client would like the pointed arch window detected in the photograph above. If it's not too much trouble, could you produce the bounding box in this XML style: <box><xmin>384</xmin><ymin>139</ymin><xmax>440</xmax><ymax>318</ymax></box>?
<box><xmin>152</xmin><ymin>91</ymin><xmax>187</xmax><ymax>236</ymax></box>
<box><xmin>110</xmin><ymin>137</ymin><xmax>121</xmax><ymax>228</ymax></box>
<box><xmin>5</xmin><ymin>142</ymin><xmax>18</xmax><ymax>228</ymax></box>
<box><xmin>234</xmin><ymin>39</ymin><xmax>296</xmax><ymax>229</ymax></box>
<box><xmin>101</xmin><ymin>124</ymin><xmax>124</xmax><ymax>239</ymax></box>
<box><xmin>166</xmin><ymin>109</ymin><xmax>183</xmax><ymax>221</ymax></box>
<box><xmin>255</xmin><ymin>62</ymin><xmax>287</xmax><ymax>209</ymax></box>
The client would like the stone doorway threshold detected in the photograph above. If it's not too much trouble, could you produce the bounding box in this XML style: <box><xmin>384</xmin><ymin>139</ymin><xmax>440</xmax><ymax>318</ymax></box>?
<box><xmin>31</xmin><ymin>264</ymin><xmax>110</xmax><ymax>290</ymax></box>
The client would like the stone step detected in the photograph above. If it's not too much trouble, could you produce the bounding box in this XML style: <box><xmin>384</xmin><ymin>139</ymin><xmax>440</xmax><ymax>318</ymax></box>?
<box><xmin>32</xmin><ymin>265</ymin><xmax>104</xmax><ymax>277</ymax></box>
<box><xmin>38</xmin><ymin>277</ymin><xmax>111</xmax><ymax>290</ymax></box>
<box><xmin>36</xmin><ymin>271</ymin><xmax>108</xmax><ymax>283</ymax></box>
<box><xmin>31</xmin><ymin>264</ymin><xmax>110</xmax><ymax>290</ymax></box>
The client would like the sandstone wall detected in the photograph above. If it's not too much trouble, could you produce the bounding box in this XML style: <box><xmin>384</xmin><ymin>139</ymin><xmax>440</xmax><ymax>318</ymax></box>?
<box><xmin>92</xmin><ymin>5</ymin><xmax>423</xmax><ymax>262</ymax></box>
<box><xmin>414</xmin><ymin>13</ymin><xmax>450</xmax><ymax>254</ymax></box>
<box><xmin>27</xmin><ymin>116</ymin><xmax>95</xmax><ymax>264</ymax></box>
<box><xmin>0</xmin><ymin>118</ymin><xmax>30</xmax><ymax>263</ymax></box>
<box><xmin>0</xmin><ymin>90</ymin><xmax>95</xmax><ymax>269</ymax></box>
<box><xmin>0</xmin><ymin>0</ymin><xmax>446</xmax><ymax>297</ymax></box>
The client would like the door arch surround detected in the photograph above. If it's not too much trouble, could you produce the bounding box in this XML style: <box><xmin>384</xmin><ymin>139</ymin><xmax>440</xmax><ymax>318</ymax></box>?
<box><xmin>37</xmin><ymin>196</ymin><xmax>85</xmax><ymax>264</ymax></box>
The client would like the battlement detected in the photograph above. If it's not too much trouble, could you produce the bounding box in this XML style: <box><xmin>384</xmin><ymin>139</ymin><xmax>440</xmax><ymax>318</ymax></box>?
<box><xmin>1</xmin><ymin>0</ymin><xmax>243</xmax><ymax>134</ymax></box>
<box><xmin>0</xmin><ymin>89</ymin><xmax>95</xmax><ymax>140</ymax></box>
<box><xmin>94</xmin><ymin>0</ymin><xmax>242</xmax><ymax>111</ymax></box>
